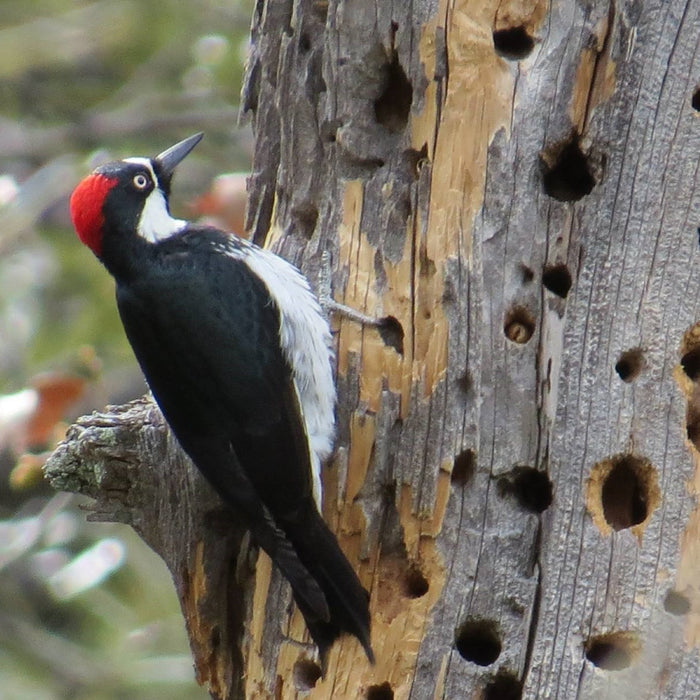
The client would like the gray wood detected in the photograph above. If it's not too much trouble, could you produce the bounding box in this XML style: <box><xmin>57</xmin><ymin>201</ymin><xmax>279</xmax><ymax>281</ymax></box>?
<box><xmin>45</xmin><ymin>399</ymin><xmax>252</xmax><ymax>700</ymax></box>
<box><xmin>46</xmin><ymin>0</ymin><xmax>700</xmax><ymax>698</ymax></box>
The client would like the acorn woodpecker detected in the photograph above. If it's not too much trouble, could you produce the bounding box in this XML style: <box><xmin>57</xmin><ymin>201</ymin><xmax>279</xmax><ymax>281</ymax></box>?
<box><xmin>69</xmin><ymin>133</ymin><xmax>373</xmax><ymax>665</ymax></box>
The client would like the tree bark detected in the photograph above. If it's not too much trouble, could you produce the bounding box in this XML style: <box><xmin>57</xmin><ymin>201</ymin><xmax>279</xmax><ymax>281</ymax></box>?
<box><xmin>46</xmin><ymin>0</ymin><xmax>700</xmax><ymax>698</ymax></box>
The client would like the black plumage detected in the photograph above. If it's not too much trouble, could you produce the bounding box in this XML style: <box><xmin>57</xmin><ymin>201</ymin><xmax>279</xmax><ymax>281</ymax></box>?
<box><xmin>69</xmin><ymin>136</ymin><xmax>374</xmax><ymax>665</ymax></box>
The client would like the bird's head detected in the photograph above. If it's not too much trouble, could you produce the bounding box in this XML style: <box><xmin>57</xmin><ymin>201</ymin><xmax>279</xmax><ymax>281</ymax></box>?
<box><xmin>69</xmin><ymin>133</ymin><xmax>203</xmax><ymax>258</ymax></box>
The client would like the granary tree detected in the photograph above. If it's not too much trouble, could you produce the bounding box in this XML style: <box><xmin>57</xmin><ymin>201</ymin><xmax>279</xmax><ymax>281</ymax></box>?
<box><xmin>46</xmin><ymin>0</ymin><xmax>700</xmax><ymax>698</ymax></box>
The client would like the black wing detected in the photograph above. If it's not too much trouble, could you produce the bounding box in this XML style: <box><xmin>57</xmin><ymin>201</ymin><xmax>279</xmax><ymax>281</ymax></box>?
<box><xmin>116</xmin><ymin>243</ymin><xmax>315</xmax><ymax>519</ymax></box>
<box><xmin>115</xmin><ymin>237</ymin><xmax>373</xmax><ymax>662</ymax></box>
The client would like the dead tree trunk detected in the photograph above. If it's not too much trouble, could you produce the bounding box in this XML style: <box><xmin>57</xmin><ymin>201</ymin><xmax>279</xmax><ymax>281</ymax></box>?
<box><xmin>46</xmin><ymin>0</ymin><xmax>700</xmax><ymax>698</ymax></box>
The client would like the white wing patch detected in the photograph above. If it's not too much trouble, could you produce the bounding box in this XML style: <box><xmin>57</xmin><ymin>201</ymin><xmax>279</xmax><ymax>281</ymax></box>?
<box><xmin>119</xmin><ymin>153</ymin><xmax>335</xmax><ymax>508</ymax></box>
<box><xmin>219</xmin><ymin>239</ymin><xmax>335</xmax><ymax>510</ymax></box>
<box><xmin>123</xmin><ymin>157</ymin><xmax>186</xmax><ymax>244</ymax></box>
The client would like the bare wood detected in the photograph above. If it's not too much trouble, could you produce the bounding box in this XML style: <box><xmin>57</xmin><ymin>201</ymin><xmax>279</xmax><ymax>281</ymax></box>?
<box><xmin>47</xmin><ymin>0</ymin><xmax>700</xmax><ymax>698</ymax></box>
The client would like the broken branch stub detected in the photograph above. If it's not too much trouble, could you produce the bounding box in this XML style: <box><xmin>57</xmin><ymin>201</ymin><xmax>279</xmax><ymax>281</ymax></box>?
<box><xmin>43</xmin><ymin>397</ymin><xmax>251</xmax><ymax>700</ymax></box>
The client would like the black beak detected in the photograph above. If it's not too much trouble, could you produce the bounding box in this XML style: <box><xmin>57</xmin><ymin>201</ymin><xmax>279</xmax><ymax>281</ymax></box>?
<box><xmin>155</xmin><ymin>132</ymin><xmax>204</xmax><ymax>179</ymax></box>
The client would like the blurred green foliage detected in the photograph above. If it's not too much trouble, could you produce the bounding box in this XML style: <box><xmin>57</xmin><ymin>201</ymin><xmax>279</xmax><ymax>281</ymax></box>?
<box><xmin>0</xmin><ymin>0</ymin><xmax>254</xmax><ymax>381</ymax></box>
<box><xmin>0</xmin><ymin>1</ymin><xmax>253</xmax><ymax>697</ymax></box>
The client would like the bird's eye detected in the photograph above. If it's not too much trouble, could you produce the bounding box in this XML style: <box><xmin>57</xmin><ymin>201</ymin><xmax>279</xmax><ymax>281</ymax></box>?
<box><xmin>133</xmin><ymin>173</ymin><xmax>150</xmax><ymax>190</ymax></box>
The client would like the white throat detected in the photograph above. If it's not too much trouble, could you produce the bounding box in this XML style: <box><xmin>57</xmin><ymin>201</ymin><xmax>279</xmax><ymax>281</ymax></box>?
<box><xmin>124</xmin><ymin>157</ymin><xmax>186</xmax><ymax>243</ymax></box>
<box><xmin>137</xmin><ymin>188</ymin><xmax>186</xmax><ymax>243</ymax></box>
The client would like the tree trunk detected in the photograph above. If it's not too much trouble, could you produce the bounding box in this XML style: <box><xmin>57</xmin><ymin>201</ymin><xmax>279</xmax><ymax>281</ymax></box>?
<box><xmin>46</xmin><ymin>0</ymin><xmax>700</xmax><ymax>698</ymax></box>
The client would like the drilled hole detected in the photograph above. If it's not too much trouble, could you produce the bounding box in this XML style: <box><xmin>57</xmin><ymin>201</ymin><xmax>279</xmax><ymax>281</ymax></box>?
<box><xmin>452</xmin><ymin>449</ymin><xmax>475</xmax><ymax>486</ymax></box>
<box><xmin>681</xmin><ymin>347</ymin><xmax>700</xmax><ymax>380</ymax></box>
<box><xmin>455</xmin><ymin>619</ymin><xmax>501</xmax><ymax>666</ymax></box>
<box><xmin>586</xmin><ymin>454</ymin><xmax>659</xmax><ymax>536</ymax></box>
<box><xmin>585</xmin><ymin>632</ymin><xmax>639</xmax><ymax>671</ymax></box>
<box><xmin>520</xmin><ymin>264</ymin><xmax>535</xmax><ymax>283</ymax></box>
<box><xmin>493</xmin><ymin>26</ymin><xmax>535</xmax><ymax>60</ymax></box>
<box><xmin>692</xmin><ymin>88</ymin><xmax>700</xmax><ymax>112</ymax></box>
<box><xmin>366</xmin><ymin>681</ymin><xmax>394</xmax><ymax>700</ymax></box>
<box><xmin>687</xmin><ymin>386</ymin><xmax>700</xmax><ymax>451</ymax></box>
<box><xmin>615</xmin><ymin>348</ymin><xmax>644</xmax><ymax>382</ymax></box>
<box><xmin>321</xmin><ymin>119</ymin><xmax>341</xmax><ymax>144</ymax></box>
<box><xmin>502</xmin><ymin>467</ymin><xmax>554</xmax><ymax>514</ymax></box>
<box><xmin>403</xmin><ymin>565</ymin><xmax>429</xmax><ymax>599</ymax></box>
<box><xmin>378</xmin><ymin>315</ymin><xmax>404</xmax><ymax>355</ymax></box>
<box><xmin>292</xmin><ymin>203</ymin><xmax>319</xmax><ymax>239</ymax></box>
<box><xmin>664</xmin><ymin>590</ymin><xmax>691</xmax><ymax>616</ymax></box>
<box><xmin>504</xmin><ymin>306</ymin><xmax>535</xmax><ymax>344</ymax></box>
<box><xmin>457</xmin><ymin>370</ymin><xmax>472</xmax><ymax>397</ymax></box>
<box><xmin>299</xmin><ymin>33</ymin><xmax>311</xmax><ymax>53</ymax></box>
<box><xmin>514</xmin><ymin>474</ymin><xmax>553</xmax><ymax>511</ymax></box>
<box><xmin>374</xmin><ymin>52</ymin><xmax>413</xmax><ymax>132</ymax></box>
<box><xmin>541</xmin><ymin>136</ymin><xmax>596</xmax><ymax>202</ymax></box>
<box><xmin>404</xmin><ymin>144</ymin><xmax>429</xmax><ymax>179</ymax></box>
<box><xmin>293</xmin><ymin>658</ymin><xmax>322</xmax><ymax>691</ymax></box>
<box><xmin>542</xmin><ymin>264</ymin><xmax>572</xmax><ymax>298</ymax></box>
<box><xmin>484</xmin><ymin>671</ymin><xmax>523</xmax><ymax>700</ymax></box>
<box><xmin>602</xmin><ymin>458</ymin><xmax>648</xmax><ymax>530</ymax></box>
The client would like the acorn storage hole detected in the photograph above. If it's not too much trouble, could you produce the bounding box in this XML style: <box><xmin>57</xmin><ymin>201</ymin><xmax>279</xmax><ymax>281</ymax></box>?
<box><xmin>681</xmin><ymin>346</ymin><xmax>700</xmax><ymax>380</ymax></box>
<box><xmin>602</xmin><ymin>459</ymin><xmax>647</xmax><ymax>529</ymax></box>
<box><xmin>292</xmin><ymin>658</ymin><xmax>322</xmax><ymax>691</ymax></box>
<box><xmin>584</xmin><ymin>631</ymin><xmax>640</xmax><ymax>671</ymax></box>
<box><xmin>520</xmin><ymin>264</ymin><xmax>535</xmax><ymax>283</ymax></box>
<box><xmin>403</xmin><ymin>565</ymin><xmax>429</xmax><ymax>599</ymax></box>
<box><xmin>541</xmin><ymin>135</ymin><xmax>596</xmax><ymax>202</ymax></box>
<box><xmin>664</xmin><ymin>590</ymin><xmax>691</xmax><ymax>616</ymax></box>
<box><xmin>484</xmin><ymin>671</ymin><xmax>523</xmax><ymax>700</ymax></box>
<box><xmin>404</xmin><ymin>143</ymin><xmax>429</xmax><ymax>180</ymax></box>
<box><xmin>499</xmin><ymin>467</ymin><xmax>553</xmax><ymax>514</ymax></box>
<box><xmin>542</xmin><ymin>263</ymin><xmax>572</xmax><ymax>298</ymax></box>
<box><xmin>374</xmin><ymin>51</ymin><xmax>413</xmax><ymax>133</ymax></box>
<box><xmin>586</xmin><ymin>454</ymin><xmax>660</xmax><ymax>536</ymax></box>
<box><xmin>504</xmin><ymin>306</ymin><xmax>535</xmax><ymax>344</ymax></box>
<box><xmin>366</xmin><ymin>681</ymin><xmax>394</xmax><ymax>700</ymax></box>
<box><xmin>378</xmin><ymin>315</ymin><xmax>404</xmax><ymax>355</ymax></box>
<box><xmin>455</xmin><ymin>619</ymin><xmax>502</xmax><ymax>666</ymax></box>
<box><xmin>452</xmin><ymin>448</ymin><xmax>476</xmax><ymax>485</ymax></box>
<box><xmin>687</xmin><ymin>387</ymin><xmax>700</xmax><ymax>451</ymax></box>
<box><xmin>692</xmin><ymin>88</ymin><xmax>700</xmax><ymax>112</ymax></box>
<box><xmin>615</xmin><ymin>348</ymin><xmax>644</xmax><ymax>382</ymax></box>
<box><xmin>493</xmin><ymin>26</ymin><xmax>535</xmax><ymax>60</ymax></box>
<box><xmin>457</xmin><ymin>369</ymin><xmax>473</xmax><ymax>397</ymax></box>
<box><xmin>291</xmin><ymin>202</ymin><xmax>319</xmax><ymax>239</ymax></box>
<box><xmin>299</xmin><ymin>32</ymin><xmax>311</xmax><ymax>53</ymax></box>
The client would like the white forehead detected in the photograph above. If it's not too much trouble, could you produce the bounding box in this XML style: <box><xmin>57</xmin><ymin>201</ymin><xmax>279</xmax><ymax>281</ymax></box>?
<box><xmin>123</xmin><ymin>157</ymin><xmax>159</xmax><ymax>186</ymax></box>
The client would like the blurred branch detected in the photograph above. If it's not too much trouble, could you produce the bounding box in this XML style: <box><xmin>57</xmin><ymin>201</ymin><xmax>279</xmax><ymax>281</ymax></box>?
<box><xmin>44</xmin><ymin>398</ymin><xmax>251</xmax><ymax>700</ymax></box>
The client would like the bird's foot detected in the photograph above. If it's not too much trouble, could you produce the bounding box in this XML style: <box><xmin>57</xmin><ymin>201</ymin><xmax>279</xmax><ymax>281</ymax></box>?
<box><xmin>318</xmin><ymin>251</ymin><xmax>404</xmax><ymax>353</ymax></box>
<box><xmin>317</xmin><ymin>251</ymin><xmax>381</xmax><ymax>326</ymax></box>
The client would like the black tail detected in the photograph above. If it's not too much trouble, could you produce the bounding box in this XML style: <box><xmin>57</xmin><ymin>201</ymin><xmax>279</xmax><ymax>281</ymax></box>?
<box><xmin>281</xmin><ymin>506</ymin><xmax>374</xmax><ymax>666</ymax></box>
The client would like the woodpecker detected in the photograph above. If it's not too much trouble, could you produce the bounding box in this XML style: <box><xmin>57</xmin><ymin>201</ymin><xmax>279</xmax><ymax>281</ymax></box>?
<box><xmin>69</xmin><ymin>133</ymin><xmax>373</xmax><ymax>665</ymax></box>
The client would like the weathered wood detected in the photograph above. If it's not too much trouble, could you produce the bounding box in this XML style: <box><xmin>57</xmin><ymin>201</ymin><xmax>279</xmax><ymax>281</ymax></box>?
<box><xmin>46</xmin><ymin>0</ymin><xmax>700</xmax><ymax>698</ymax></box>
<box><xmin>44</xmin><ymin>399</ymin><xmax>252</xmax><ymax>700</ymax></box>
<box><xmin>242</xmin><ymin>0</ymin><xmax>700</xmax><ymax>697</ymax></box>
